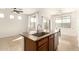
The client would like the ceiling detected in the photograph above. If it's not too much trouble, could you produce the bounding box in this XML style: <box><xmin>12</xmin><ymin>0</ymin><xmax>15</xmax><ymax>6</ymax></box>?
<box><xmin>22</xmin><ymin>8</ymin><xmax>39</xmax><ymax>14</ymax></box>
<box><xmin>11</xmin><ymin>8</ymin><xmax>77</xmax><ymax>18</ymax></box>
<box><xmin>0</xmin><ymin>8</ymin><xmax>77</xmax><ymax>15</ymax></box>
<box><xmin>0</xmin><ymin>8</ymin><xmax>77</xmax><ymax>19</ymax></box>
<box><xmin>22</xmin><ymin>8</ymin><xmax>77</xmax><ymax>14</ymax></box>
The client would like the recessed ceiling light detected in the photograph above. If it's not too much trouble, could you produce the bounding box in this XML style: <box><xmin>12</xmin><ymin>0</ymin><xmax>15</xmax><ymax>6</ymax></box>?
<box><xmin>18</xmin><ymin>16</ymin><xmax>22</xmax><ymax>20</ymax></box>
<box><xmin>10</xmin><ymin>15</ymin><xmax>14</xmax><ymax>19</ymax></box>
<box><xmin>0</xmin><ymin>13</ymin><xmax>4</xmax><ymax>18</ymax></box>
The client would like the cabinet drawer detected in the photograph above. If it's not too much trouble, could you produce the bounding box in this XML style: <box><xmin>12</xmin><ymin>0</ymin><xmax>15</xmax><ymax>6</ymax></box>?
<box><xmin>38</xmin><ymin>42</ymin><xmax>48</xmax><ymax>51</ymax></box>
<box><xmin>38</xmin><ymin>37</ymin><xmax>48</xmax><ymax>47</ymax></box>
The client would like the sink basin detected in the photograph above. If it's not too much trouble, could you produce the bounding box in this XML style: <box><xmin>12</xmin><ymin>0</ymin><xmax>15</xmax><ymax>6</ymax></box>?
<box><xmin>32</xmin><ymin>32</ymin><xmax>48</xmax><ymax>37</ymax></box>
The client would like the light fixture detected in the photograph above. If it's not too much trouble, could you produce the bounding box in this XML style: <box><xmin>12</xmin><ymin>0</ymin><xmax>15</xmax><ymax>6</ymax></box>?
<box><xmin>18</xmin><ymin>16</ymin><xmax>22</xmax><ymax>20</ymax></box>
<box><xmin>10</xmin><ymin>15</ymin><xmax>14</xmax><ymax>19</ymax></box>
<box><xmin>0</xmin><ymin>13</ymin><xmax>4</xmax><ymax>18</ymax></box>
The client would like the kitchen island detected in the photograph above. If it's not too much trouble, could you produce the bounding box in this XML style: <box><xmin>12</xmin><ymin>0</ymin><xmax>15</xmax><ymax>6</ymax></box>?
<box><xmin>21</xmin><ymin>30</ymin><xmax>60</xmax><ymax>51</ymax></box>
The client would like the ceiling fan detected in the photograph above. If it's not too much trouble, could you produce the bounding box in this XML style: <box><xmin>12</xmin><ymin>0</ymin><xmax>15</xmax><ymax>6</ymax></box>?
<box><xmin>12</xmin><ymin>8</ymin><xmax>23</xmax><ymax>14</ymax></box>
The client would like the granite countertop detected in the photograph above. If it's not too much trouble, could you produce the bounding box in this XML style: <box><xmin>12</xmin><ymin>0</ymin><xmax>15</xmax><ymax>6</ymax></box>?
<box><xmin>21</xmin><ymin>29</ymin><xmax>59</xmax><ymax>41</ymax></box>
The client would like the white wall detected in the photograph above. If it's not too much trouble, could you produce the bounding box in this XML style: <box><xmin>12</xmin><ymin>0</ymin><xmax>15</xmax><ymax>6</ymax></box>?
<box><xmin>0</xmin><ymin>9</ymin><xmax>28</xmax><ymax>38</ymax></box>
<box><xmin>39</xmin><ymin>8</ymin><xmax>58</xmax><ymax>19</ymax></box>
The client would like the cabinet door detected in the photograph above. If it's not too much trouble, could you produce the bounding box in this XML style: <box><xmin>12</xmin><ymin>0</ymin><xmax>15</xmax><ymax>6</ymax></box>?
<box><xmin>38</xmin><ymin>37</ymin><xmax>48</xmax><ymax>47</ymax></box>
<box><xmin>38</xmin><ymin>43</ymin><xmax>48</xmax><ymax>51</ymax></box>
<box><xmin>49</xmin><ymin>35</ymin><xmax>54</xmax><ymax>51</ymax></box>
<box><xmin>24</xmin><ymin>37</ymin><xmax>37</xmax><ymax>51</ymax></box>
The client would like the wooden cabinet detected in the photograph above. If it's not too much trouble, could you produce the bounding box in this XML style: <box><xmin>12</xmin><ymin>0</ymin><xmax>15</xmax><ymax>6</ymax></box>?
<box><xmin>49</xmin><ymin>32</ymin><xmax>59</xmax><ymax>51</ymax></box>
<box><xmin>24</xmin><ymin>32</ymin><xmax>59</xmax><ymax>51</ymax></box>
<box><xmin>49</xmin><ymin>34</ymin><xmax>54</xmax><ymax>51</ymax></box>
<box><xmin>38</xmin><ymin>43</ymin><xmax>48</xmax><ymax>51</ymax></box>
<box><xmin>37</xmin><ymin>37</ymin><xmax>49</xmax><ymax>51</ymax></box>
<box><xmin>24</xmin><ymin>37</ymin><xmax>49</xmax><ymax>51</ymax></box>
<box><xmin>38</xmin><ymin>37</ymin><xmax>48</xmax><ymax>47</ymax></box>
<box><xmin>24</xmin><ymin>37</ymin><xmax>37</xmax><ymax>51</ymax></box>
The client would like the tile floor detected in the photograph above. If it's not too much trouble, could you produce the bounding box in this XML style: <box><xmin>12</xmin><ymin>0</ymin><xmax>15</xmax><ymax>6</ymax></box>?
<box><xmin>58</xmin><ymin>35</ymin><xmax>79</xmax><ymax>51</ymax></box>
<box><xmin>0</xmin><ymin>35</ymin><xmax>24</xmax><ymax>51</ymax></box>
<box><xmin>0</xmin><ymin>35</ymin><xmax>79</xmax><ymax>51</ymax></box>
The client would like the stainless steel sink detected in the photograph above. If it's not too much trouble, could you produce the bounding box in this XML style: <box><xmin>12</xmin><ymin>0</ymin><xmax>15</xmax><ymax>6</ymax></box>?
<box><xmin>32</xmin><ymin>32</ymin><xmax>48</xmax><ymax>37</ymax></box>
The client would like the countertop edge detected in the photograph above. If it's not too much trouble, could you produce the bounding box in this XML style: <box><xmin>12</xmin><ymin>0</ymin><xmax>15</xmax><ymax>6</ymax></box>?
<box><xmin>21</xmin><ymin>30</ymin><xmax>60</xmax><ymax>42</ymax></box>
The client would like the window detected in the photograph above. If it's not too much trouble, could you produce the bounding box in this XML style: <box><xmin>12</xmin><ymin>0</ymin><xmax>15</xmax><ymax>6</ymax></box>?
<box><xmin>43</xmin><ymin>17</ymin><xmax>49</xmax><ymax>32</ymax></box>
<box><xmin>10</xmin><ymin>15</ymin><xmax>14</xmax><ymax>19</ymax></box>
<box><xmin>18</xmin><ymin>16</ymin><xmax>22</xmax><ymax>20</ymax></box>
<box><xmin>0</xmin><ymin>13</ymin><xmax>4</xmax><ymax>18</ymax></box>
<box><xmin>30</xmin><ymin>16</ymin><xmax>37</xmax><ymax>31</ymax></box>
<box><xmin>55</xmin><ymin>16</ymin><xmax>62</xmax><ymax>28</ymax></box>
<box><xmin>62</xmin><ymin>16</ymin><xmax>71</xmax><ymax>28</ymax></box>
<box><xmin>55</xmin><ymin>15</ymin><xmax>71</xmax><ymax>28</ymax></box>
